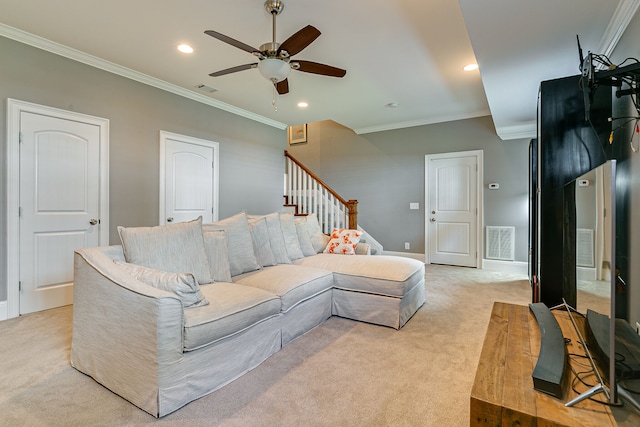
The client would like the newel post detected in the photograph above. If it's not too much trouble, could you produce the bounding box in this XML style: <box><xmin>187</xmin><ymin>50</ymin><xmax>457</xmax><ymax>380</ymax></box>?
<box><xmin>347</xmin><ymin>200</ymin><xmax>358</xmax><ymax>230</ymax></box>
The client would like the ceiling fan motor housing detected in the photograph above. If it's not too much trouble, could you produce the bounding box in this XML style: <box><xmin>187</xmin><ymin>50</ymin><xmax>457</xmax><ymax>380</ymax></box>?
<box><xmin>264</xmin><ymin>0</ymin><xmax>284</xmax><ymax>15</ymax></box>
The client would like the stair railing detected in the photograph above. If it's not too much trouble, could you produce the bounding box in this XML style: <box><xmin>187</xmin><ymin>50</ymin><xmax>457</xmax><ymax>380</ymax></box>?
<box><xmin>284</xmin><ymin>150</ymin><xmax>358</xmax><ymax>233</ymax></box>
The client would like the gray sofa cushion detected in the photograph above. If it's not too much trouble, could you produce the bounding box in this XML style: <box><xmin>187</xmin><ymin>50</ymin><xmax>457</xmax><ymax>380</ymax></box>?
<box><xmin>203</xmin><ymin>212</ymin><xmax>261</xmax><ymax>276</ymax></box>
<box><xmin>183</xmin><ymin>282</ymin><xmax>281</xmax><ymax>352</ymax></box>
<box><xmin>293</xmin><ymin>254</ymin><xmax>425</xmax><ymax>297</ymax></box>
<box><xmin>117</xmin><ymin>217</ymin><xmax>213</xmax><ymax>285</ymax></box>
<box><xmin>248</xmin><ymin>216</ymin><xmax>277</xmax><ymax>267</ymax></box>
<box><xmin>248</xmin><ymin>212</ymin><xmax>290</xmax><ymax>265</ymax></box>
<box><xmin>203</xmin><ymin>230</ymin><xmax>233</xmax><ymax>283</ymax></box>
<box><xmin>279</xmin><ymin>213</ymin><xmax>305</xmax><ymax>261</ymax></box>
<box><xmin>233</xmin><ymin>264</ymin><xmax>334</xmax><ymax>312</ymax></box>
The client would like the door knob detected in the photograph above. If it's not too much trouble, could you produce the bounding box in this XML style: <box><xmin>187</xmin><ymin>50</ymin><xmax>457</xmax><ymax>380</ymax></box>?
<box><xmin>430</xmin><ymin>218</ymin><xmax>436</xmax><ymax>222</ymax></box>
<box><xmin>89</xmin><ymin>219</ymin><xmax>98</xmax><ymax>225</ymax></box>
<box><xmin>167</xmin><ymin>217</ymin><xmax>174</xmax><ymax>223</ymax></box>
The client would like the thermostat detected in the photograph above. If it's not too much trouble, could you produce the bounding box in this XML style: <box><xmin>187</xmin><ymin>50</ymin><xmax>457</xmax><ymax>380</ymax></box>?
<box><xmin>488</xmin><ymin>183</ymin><xmax>499</xmax><ymax>190</ymax></box>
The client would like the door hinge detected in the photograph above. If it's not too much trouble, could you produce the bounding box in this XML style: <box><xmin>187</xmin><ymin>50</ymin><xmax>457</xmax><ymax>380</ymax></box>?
<box><xmin>18</xmin><ymin>281</ymin><xmax>22</xmax><ymax>292</ymax></box>
<box><xmin>19</xmin><ymin>132</ymin><xmax>23</xmax><ymax>143</ymax></box>
<box><xmin>19</xmin><ymin>206</ymin><xmax>22</xmax><ymax>218</ymax></box>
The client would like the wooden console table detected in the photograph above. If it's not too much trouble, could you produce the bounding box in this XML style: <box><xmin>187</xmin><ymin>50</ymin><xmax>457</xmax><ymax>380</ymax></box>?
<box><xmin>470</xmin><ymin>302</ymin><xmax>640</xmax><ymax>426</ymax></box>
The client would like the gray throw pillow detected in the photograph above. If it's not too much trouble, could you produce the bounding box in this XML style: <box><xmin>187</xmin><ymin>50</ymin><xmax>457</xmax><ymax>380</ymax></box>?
<box><xmin>114</xmin><ymin>260</ymin><xmax>208</xmax><ymax>308</ymax></box>
<box><xmin>248</xmin><ymin>212</ymin><xmax>291</xmax><ymax>264</ymax></box>
<box><xmin>117</xmin><ymin>217</ymin><xmax>213</xmax><ymax>285</ymax></box>
<box><xmin>279</xmin><ymin>213</ymin><xmax>305</xmax><ymax>260</ymax></box>
<box><xmin>248</xmin><ymin>216</ymin><xmax>277</xmax><ymax>267</ymax></box>
<box><xmin>203</xmin><ymin>212</ymin><xmax>261</xmax><ymax>276</ymax></box>
<box><xmin>203</xmin><ymin>230</ymin><xmax>233</xmax><ymax>282</ymax></box>
<box><xmin>294</xmin><ymin>217</ymin><xmax>316</xmax><ymax>256</ymax></box>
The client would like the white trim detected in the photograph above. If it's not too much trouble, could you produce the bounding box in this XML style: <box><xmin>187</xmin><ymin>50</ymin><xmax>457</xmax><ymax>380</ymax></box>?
<box><xmin>495</xmin><ymin>122</ymin><xmax>537</xmax><ymax>141</ymax></box>
<box><xmin>482</xmin><ymin>259</ymin><xmax>528</xmax><ymax>275</ymax></box>
<box><xmin>381</xmin><ymin>251</ymin><xmax>426</xmax><ymax>262</ymax></box>
<box><xmin>354</xmin><ymin>109</ymin><xmax>491</xmax><ymax>135</ymax></box>
<box><xmin>597</xmin><ymin>0</ymin><xmax>640</xmax><ymax>58</ymax></box>
<box><xmin>0</xmin><ymin>23</ymin><xmax>287</xmax><ymax>131</ymax></box>
<box><xmin>424</xmin><ymin>150</ymin><xmax>483</xmax><ymax>268</ymax></box>
<box><xmin>6</xmin><ymin>98</ymin><xmax>109</xmax><ymax>319</ymax></box>
<box><xmin>0</xmin><ymin>300</ymin><xmax>7</xmax><ymax>321</ymax></box>
<box><xmin>159</xmin><ymin>131</ymin><xmax>220</xmax><ymax>225</ymax></box>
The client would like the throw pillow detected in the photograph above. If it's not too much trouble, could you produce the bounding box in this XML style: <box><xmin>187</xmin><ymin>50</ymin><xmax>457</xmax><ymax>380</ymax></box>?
<box><xmin>323</xmin><ymin>228</ymin><xmax>364</xmax><ymax>255</ymax></box>
<box><xmin>248</xmin><ymin>212</ymin><xmax>291</xmax><ymax>264</ymax></box>
<box><xmin>294</xmin><ymin>217</ymin><xmax>317</xmax><ymax>256</ymax></box>
<box><xmin>114</xmin><ymin>260</ymin><xmax>208</xmax><ymax>308</ymax></box>
<box><xmin>203</xmin><ymin>212</ymin><xmax>261</xmax><ymax>276</ymax></box>
<box><xmin>248</xmin><ymin>216</ymin><xmax>277</xmax><ymax>267</ymax></box>
<box><xmin>203</xmin><ymin>230</ymin><xmax>233</xmax><ymax>282</ymax></box>
<box><xmin>279</xmin><ymin>213</ymin><xmax>305</xmax><ymax>260</ymax></box>
<box><xmin>299</xmin><ymin>213</ymin><xmax>329</xmax><ymax>253</ymax></box>
<box><xmin>117</xmin><ymin>217</ymin><xmax>213</xmax><ymax>285</ymax></box>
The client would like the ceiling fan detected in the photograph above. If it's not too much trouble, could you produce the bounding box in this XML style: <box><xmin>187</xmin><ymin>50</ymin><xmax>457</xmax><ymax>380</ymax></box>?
<box><xmin>205</xmin><ymin>0</ymin><xmax>346</xmax><ymax>95</ymax></box>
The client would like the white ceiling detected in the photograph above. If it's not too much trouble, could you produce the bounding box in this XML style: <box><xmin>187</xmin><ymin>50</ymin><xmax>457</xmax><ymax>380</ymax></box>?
<box><xmin>0</xmin><ymin>0</ymin><xmax>636</xmax><ymax>138</ymax></box>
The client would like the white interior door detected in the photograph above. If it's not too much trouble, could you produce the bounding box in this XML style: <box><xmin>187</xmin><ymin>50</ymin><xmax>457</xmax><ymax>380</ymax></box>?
<box><xmin>159</xmin><ymin>131</ymin><xmax>219</xmax><ymax>225</ymax></box>
<box><xmin>19</xmin><ymin>112</ymin><xmax>102</xmax><ymax>314</ymax></box>
<box><xmin>425</xmin><ymin>151</ymin><xmax>482</xmax><ymax>267</ymax></box>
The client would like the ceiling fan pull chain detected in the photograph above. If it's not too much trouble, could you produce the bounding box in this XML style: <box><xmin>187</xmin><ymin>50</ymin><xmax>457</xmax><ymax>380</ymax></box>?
<box><xmin>272</xmin><ymin>84</ymin><xmax>278</xmax><ymax>111</ymax></box>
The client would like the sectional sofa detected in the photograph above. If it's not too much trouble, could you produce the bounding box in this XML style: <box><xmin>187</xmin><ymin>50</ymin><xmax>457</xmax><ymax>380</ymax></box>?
<box><xmin>70</xmin><ymin>212</ymin><xmax>425</xmax><ymax>417</ymax></box>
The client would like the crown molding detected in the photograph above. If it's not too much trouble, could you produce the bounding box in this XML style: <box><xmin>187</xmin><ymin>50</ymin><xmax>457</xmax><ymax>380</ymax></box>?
<box><xmin>496</xmin><ymin>122</ymin><xmax>537</xmax><ymax>141</ymax></box>
<box><xmin>0</xmin><ymin>23</ymin><xmax>287</xmax><ymax>131</ymax></box>
<box><xmin>597</xmin><ymin>0</ymin><xmax>640</xmax><ymax>57</ymax></box>
<box><xmin>354</xmin><ymin>108</ymin><xmax>491</xmax><ymax>135</ymax></box>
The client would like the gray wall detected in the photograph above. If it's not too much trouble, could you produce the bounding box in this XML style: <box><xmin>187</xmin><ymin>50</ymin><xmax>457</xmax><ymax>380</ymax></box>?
<box><xmin>287</xmin><ymin>118</ymin><xmax>531</xmax><ymax>261</ymax></box>
<box><xmin>0</xmin><ymin>36</ymin><xmax>286</xmax><ymax>302</ymax></box>
<box><xmin>610</xmin><ymin>11</ymin><xmax>640</xmax><ymax>327</ymax></box>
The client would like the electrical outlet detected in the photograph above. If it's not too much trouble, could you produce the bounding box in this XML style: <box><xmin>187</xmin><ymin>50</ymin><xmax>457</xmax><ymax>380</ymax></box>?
<box><xmin>405</xmin><ymin>242</ymin><xmax>410</xmax><ymax>250</ymax></box>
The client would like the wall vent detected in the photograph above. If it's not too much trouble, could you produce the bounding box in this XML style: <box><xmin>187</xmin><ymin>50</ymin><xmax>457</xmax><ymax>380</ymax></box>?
<box><xmin>486</xmin><ymin>226</ymin><xmax>515</xmax><ymax>261</ymax></box>
<box><xmin>195</xmin><ymin>84</ymin><xmax>218</xmax><ymax>93</ymax></box>
<box><xmin>576</xmin><ymin>228</ymin><xmax>594</xmax><ymax>267</ymax></box>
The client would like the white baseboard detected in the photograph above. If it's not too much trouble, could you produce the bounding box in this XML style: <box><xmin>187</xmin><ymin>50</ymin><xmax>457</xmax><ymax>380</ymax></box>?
<box><xmin>0</xmin><ymin>300</ymin><xmax>7</xmax><ymax>321</ymax></box>
<box><xmin>381</xmin><ymin>251</ymin><xmax>425</xmax><ymax>262</ymax></box>
<box><xmin>577</xmin><ymin>266</ymin><xmax>597</xmax><ymax>281</ymax></box>
<box><xmin>482</xmin><ymin>259</ymin><xmax>528</xmax><ymax>275</ymax></box>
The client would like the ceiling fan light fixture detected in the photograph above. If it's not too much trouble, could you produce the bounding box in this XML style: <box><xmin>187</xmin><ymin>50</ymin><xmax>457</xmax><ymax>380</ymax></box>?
<box><xmin>258</xmin><ymin>58</ymin><xmax>291</xmax><ymax>83</ymax></box>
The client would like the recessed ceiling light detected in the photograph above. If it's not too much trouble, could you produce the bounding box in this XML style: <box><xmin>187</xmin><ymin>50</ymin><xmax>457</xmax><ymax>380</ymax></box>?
<box><xmin>464</xmin><ymin>63</ymin><xmax>479</xmax><ymax>71</ymax></box>
<box><xmin>297</xmin><ymin>102</ymin><xmax>308</xmax><ymax>108</ymax></box>
<box><xmin>386</xmin><ymin>102</ymin><xmax>399</xmax><ymax>108</ymax></box>
<box><xmin>178</xmin><ymin>44</ymin><xmax>194</xmax><ymax>54</ymax></box>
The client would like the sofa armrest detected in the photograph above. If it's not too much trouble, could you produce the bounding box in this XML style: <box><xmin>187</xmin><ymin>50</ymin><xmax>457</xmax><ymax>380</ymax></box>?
<box><xmin>71</xmin><ymin>247</ymin><xmax>184</xmax><ymax>417</ymax></box>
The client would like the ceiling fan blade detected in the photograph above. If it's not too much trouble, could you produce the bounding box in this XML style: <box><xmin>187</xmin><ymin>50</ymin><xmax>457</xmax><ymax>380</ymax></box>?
<box><xmin>294</xmin><ymin>60</ymin><xmax>346</xmax><ymax>78</ymax></box>
<box><xmin>204</xmin><ymin>30</ymin><xmax>261</xmax><ymax>55</ymax></box>
<box><xmin>277</xmin><ymin>25</ymin><xmax>321</xmax><ymax>57</ymax></box>
<box><xmin>209</xmin><ymin>63</ymin><xmax>258</xmax><ymax>77</ymax></box>
<box><xmin>275</xmin><ymin>79</ymin><xmax>289</xmax><ymax>95</ymax></box>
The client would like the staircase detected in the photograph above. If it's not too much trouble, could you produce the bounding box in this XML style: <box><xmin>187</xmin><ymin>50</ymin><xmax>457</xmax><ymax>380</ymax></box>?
<box><xmin>284</xmin><ymin>150</ymin><xmax>383</xmax><ymax>255</ymax></box>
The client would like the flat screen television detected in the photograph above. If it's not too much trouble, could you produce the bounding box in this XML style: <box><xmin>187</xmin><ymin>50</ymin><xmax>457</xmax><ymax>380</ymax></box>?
<box><xmin>566</xmin><ymin>159</ymin><xmax>640</xmax><ymax>409</ymax></box>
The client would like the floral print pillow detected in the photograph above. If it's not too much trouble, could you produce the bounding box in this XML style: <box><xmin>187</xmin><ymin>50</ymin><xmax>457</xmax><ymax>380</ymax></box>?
<box><xmin>323</xmin><ymin>228</ymin><xmax>363</xmax><ymax>255</ymax></box>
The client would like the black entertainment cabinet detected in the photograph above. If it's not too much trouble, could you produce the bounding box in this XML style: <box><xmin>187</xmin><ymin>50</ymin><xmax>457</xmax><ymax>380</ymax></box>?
<box><xmin>530</xmin><ymin>62</ymin><xmax>640</xmax><ymax>406</ymax></box>
<box><xmin>534</xmin><ymin>74</ymin><xmax>611</xmax><ymax>308</ymax></box>
<box><xmin>533</xmin><ymin>61</ymin><xmax>640</xmax><ymax>315</ymax></box>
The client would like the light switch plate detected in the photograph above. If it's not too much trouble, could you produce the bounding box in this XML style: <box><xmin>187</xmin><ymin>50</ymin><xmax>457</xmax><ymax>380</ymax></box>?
<box><xmin>409</xmin><ymin>203</ymin><xmax>419</xmax><ymax>210</ymax></box>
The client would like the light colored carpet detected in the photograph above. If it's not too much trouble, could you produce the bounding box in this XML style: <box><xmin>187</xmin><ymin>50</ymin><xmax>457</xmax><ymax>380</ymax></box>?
<box><xmin>1</xmin><ymin>265</ymin><xmax>534</xmax><ymax>426</ymax></box>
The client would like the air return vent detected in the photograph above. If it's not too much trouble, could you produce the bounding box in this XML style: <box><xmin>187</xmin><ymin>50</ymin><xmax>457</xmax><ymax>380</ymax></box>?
<box><xmin>486</xmin><ymin>226</ymin><xmax>515</xmax><ymax>261</ymax></box>
<box><xmin>576</xmin><ymin>228</ymin><xmax>594</xmax><ymax>267</ymax></box>
<box><xmin>195</xmin><ymin>84</ymin><xmax>218</xmax><ymax>93</ymax></box>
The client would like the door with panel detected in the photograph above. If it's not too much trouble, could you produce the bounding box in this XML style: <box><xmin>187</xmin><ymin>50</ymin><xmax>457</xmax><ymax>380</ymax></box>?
<box><xmin>426</xmin><ymin>151</ymin><xmax>481</xmax><ymax>267</ymax></box>
<box><xmin>19</xmin><ymin>112</ymin><xmax>102</xmax><ymax>314</ymax></box>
